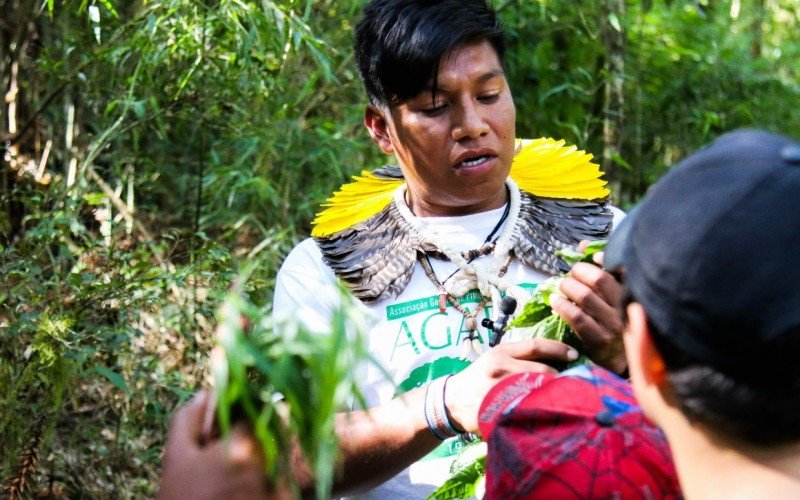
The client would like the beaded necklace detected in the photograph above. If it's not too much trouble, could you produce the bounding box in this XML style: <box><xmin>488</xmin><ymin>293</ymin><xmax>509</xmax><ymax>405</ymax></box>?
<box><xmin>394</xmin><ymin>179</ymin><xmax>522</xmax><ymax>357</ymax></box>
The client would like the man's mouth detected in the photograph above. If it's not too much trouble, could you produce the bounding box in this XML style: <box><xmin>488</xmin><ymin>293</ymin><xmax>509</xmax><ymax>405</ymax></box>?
<box><xmin>455</xmin><ymin>154</ymin><xmax>494</xmax><ymax>169</ymax></box>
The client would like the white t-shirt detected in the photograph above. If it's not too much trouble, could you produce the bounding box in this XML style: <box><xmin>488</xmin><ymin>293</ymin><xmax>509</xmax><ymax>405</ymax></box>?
<box><xmin>273</xmin><ymin>202</ymin><xmax>622</xmax><ymax>499</ymax></box>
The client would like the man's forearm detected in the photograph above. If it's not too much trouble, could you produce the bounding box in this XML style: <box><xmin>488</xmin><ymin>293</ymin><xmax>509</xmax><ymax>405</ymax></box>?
<box><xmin>294</xmin><ymin>385</ymin><xmax>439</xmax><ymax>497</ymax></box>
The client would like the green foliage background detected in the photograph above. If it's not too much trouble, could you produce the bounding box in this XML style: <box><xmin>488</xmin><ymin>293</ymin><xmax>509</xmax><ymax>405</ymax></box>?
<box><xmin>1</xmin><ymin>0</ymin><xmax>798</xmax><ymax>496</ymax></box>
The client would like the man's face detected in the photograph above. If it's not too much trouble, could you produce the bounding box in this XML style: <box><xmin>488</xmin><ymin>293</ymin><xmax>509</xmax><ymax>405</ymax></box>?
<box><xmin>366</xmin><ymin>40</ymin><xmax>516</xmax><ymax>216</ymax></box>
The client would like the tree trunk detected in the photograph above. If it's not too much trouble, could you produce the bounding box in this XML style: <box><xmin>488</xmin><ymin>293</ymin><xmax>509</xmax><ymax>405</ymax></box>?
<box><xmin>750</xmin><ymin>0</ymin><xmax>765</xmax><ymax>59</ymax></box>
<box><xmin>600</xmin><ymin>0</ymin><xmax>626</xmax><ymax>203</ymax></box>
<box><xmin>2</xmin><ymin>0</ymin><xmax>45</xmax><ymax>244</ymax></box>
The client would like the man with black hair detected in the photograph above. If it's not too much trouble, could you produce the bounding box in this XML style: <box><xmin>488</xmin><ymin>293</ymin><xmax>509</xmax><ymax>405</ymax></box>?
<box><xmin>605</xmin><ymin>129</ymin><xmax>800</xmax><ymax>497</ymax></box>
<box><xmin>271</xmin><ymin>0</ymin><xmax>627</xmax><ymax>496</ymax></box>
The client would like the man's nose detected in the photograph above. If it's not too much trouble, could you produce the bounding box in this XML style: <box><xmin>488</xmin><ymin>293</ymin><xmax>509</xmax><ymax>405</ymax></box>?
<box><xmin>452</xmin><ymin>100</ymin><xmax>490</xmax><ymax>141</ymax></box>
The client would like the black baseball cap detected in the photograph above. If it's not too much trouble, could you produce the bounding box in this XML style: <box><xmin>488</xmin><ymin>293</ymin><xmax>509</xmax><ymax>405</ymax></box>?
<box><xmin>606</xmin><ymin>129</ymin><xmax>800</xmax><ymax>384</ymax></box>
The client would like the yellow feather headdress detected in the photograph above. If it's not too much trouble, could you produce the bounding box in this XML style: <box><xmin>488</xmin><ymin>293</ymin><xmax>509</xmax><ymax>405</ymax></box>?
<box><xmin>311</xmin><ymin>138</ymin><xmax>609</xmax><ymax>238</ymax></box>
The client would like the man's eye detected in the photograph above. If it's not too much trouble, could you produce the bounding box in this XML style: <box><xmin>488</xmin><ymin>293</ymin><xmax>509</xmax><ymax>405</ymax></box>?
<box><xmin>421</xmin><ymin>104</ymin><xmax>447</xmax><ymax>116</ymax></box>
<box><xmin>478</xmin><ymin>94</ymin><xmax>500</xmax><ymax>103</ymax></box>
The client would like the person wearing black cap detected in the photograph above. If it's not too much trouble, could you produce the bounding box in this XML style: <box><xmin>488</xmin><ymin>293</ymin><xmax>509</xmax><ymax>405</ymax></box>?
<box><xmin>605</xmin><ymin>129</ymin><xmax>800</xmax><ymax>498</ymax></box>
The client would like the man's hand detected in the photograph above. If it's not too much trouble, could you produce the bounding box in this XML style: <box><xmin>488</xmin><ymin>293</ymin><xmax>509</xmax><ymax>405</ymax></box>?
<box><xmin>444</xmin><ymin>338</ymin><xmax>578</xmax><ymax>434</ymax></box>
<box><xmin>158</xmin><ymin>391</ymin><xmax>287</xmax><ymax>500</ymax></box>
<box><xmin>550</xmin><ymin>241</ymin><xmax>627</xmax><ymax>375</ymax></box>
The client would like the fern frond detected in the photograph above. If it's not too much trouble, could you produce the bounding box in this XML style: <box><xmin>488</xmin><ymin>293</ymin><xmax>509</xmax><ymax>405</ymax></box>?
<box><xmin>2</xmin><ymin>420</ymin><xmax>43</xmax><ymax>499</ymax></box>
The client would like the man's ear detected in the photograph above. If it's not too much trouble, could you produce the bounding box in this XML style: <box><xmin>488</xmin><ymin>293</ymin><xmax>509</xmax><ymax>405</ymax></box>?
<box><xmin>625</xmin><ymin>303</ymin><xmax>668</xmax><ymax>386</ymax></box>
<box><xmin>364</xmin><ymin>105</ymin><xmax>394</xmax><ymax>155</ymax></box>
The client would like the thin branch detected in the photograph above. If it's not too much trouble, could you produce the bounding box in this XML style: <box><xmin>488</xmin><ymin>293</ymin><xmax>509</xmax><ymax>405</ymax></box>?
<box><xmin>85</xmin><ymin>164</ymin><xmax>184</xmax><ymax>301</ymax></box>
<box><xmin>2</xmin><ymin>78</ymin><xmax>70</xmax><ymax>147</ymax></box>
<box><xmin>2</xmin><ymin>25</ymin><xmax>129</xmax><ymax>147</ymax></box>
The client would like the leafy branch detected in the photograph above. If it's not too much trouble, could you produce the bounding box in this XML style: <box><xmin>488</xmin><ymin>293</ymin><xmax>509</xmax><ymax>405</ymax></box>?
<box><xmin>509</xmin><ymin>240</ymin><xmax>607</xmax><ymax>354</ymax></box>
<box><xmin>429</xmin><ymin>241</ymin><xmax>607</xmax><ymax>499</ymax></box>
<box><xmin>212</xmin><ymin>275</ymin><xmax>373</xmax><ymax>499</ymax></box>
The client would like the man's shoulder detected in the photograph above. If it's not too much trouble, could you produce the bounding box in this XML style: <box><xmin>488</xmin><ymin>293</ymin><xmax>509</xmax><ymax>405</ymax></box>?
<box><xmin>276</xmin><ymin>237</ymin><xmax>338</xmax><ymax>289</ymax></box>
<box><xmin>273</xmin><ymin>237</ymin><xmax>340</xmax><ymax>329</ymax></box>
<box><xmin>609</xmin><ymin>205</ymin><xmax>626</xmax><ymax>229</ymax></box>
<box><xmin>280</xmin><ymin>237</ymin><xmax>325</xmax><ymax>272</ymax></box>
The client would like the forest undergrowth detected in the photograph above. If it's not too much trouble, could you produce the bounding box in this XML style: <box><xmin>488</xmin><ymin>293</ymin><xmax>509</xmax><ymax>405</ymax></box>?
<box><xmin>2</xmin><ymin>0</ymin><xmax>798</xmax><ymax>496</ymax></box>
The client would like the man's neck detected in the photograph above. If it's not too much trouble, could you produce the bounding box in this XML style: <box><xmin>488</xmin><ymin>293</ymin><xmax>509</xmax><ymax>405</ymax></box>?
<box><xmin>404</xmin><ymin>185</ymin><xmax>508</xmax><ymax>218</ymax></box>
<box><xmin>663</xmin><ymin>412</ymin><xmax>800</xmax><ymax>499</ymax></box>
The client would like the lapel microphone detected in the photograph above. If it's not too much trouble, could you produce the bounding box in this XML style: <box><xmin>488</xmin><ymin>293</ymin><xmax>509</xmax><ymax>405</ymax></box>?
<box><xmin>483</xmin><ymin>296</ymin><xmax>517</xmax><ymax>347</ymax></box>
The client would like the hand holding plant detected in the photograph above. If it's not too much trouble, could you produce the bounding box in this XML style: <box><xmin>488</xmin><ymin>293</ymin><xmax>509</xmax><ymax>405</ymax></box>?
<box><xmin>429</xmin><ymin>240</ymin><xmax>608</xmax><ymax>500</ymax></box>
<box><xmin>210</xmin><ymin>273</ymin><xmax>372</xmax><ymax>500</ymax></box>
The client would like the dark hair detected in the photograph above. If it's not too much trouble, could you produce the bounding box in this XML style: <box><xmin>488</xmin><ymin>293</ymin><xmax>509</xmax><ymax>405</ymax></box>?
<box><xmin>621</xmin><ymin>287</ymin><xmax>800</xmax><ymax>447</ymax></box>
<box><xmin>354</xmin><ymin>0</ymin><xmax>506</xmax><ymax>107</ymax></box>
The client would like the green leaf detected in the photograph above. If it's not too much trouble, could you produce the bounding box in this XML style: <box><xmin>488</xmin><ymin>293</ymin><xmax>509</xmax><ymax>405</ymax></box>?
<box><xmin>536</xmin><ymin>276</ymin><xmax>562</xmax><ymax>306</ymax></box>
<box><xmin>610</xmin><ymin>152</ymin><xmax>633</xmax><ymax>171</ymax></box>
<box><xmin>82</xmin><ymin>192</ymin><xmax>107</xmax><ymax>206</ymax></box>
<box><xmin>579</xmin><ymin>239</ymin><xmax>608</xmax><ymax>263</ymax></box>
<box><xmin>608</xmin><ymin>12</ymin><xmax>622</xmax><ymax>32</ymax></box>
<box><xmin>94</xmin><ymin>366</ymin><xmax>130</xmax><ymax>395</ymax></box>
<box><xmin>508</xmin><ymin>299</ymin><xmax>549</xmax><ymax>328</ymax></box>
<box><xmin>556</xmin><ymin>247</ymin><xmax>585</xmax><ymax>266</ymax></box>
<box><xmin>98</xmin><ymin>0</ymin><xmax>119</xmax><ymax>18</ymax></box>
<box><xmin>510</xmin><ymin>242</ymin><xmax>609</xmax><ymax>342</ymax></box>
<box><xmin>428</xmin><ymin>456</ymin><xmax>485</xmax><ymax>500</ymax></box>
<box><xmin>556</xmin><ymin>240</ymin><xmax>607</xmax><ymax>266</ymax></box>
<box><xmin>529</xmin><ymin>313</ymin><xmax>568</xmax><ymax>342</ymax></box>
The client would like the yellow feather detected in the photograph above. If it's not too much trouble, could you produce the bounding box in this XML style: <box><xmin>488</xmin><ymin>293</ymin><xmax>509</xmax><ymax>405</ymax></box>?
<box><xmin>311</xmin><ymin>138</ymin><xmax>610</xmax><ymax>237</ymax></box>
<box><xmin>511</xmin><ymin>138</ymin><xmax>610</xmax><ymax>199</ymax></box>
<box><xmin>311</xmin><ymin>171</ymin><xmax>402</xmax><ymax>237</ymax></box>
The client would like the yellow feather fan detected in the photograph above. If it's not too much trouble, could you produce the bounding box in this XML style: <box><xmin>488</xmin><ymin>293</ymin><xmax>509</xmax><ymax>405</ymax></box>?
<box><xmin>311</xmin><ymin>171</ymin><xmax>403</xmax><ymax>237</ymax></box>
<box><xmin>311</xmin><ymin>138</ymin><xmax>610</xmax><ymax>238</ymax></box>
<box><xmin>511</xmin><ymin>138</ymin><xmax>610</xmax><ymax>200</ymax></box>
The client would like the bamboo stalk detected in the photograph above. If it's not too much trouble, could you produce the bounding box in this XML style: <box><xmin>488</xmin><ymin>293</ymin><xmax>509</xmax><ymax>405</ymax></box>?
<box><xmin>5</xmin><ymin>59</ymin><xmax>19</xmax><ymax>157</ymax></box>
<box><xmin>126</xmin><ymin>164</ymin><xmax>134</xmax><ymax>235</ymax></box>
<box><xmin>36</xmin><ymin>139</ymin><xmax>51</xmax><ymax>181</ymax></box>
